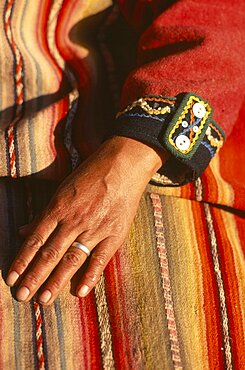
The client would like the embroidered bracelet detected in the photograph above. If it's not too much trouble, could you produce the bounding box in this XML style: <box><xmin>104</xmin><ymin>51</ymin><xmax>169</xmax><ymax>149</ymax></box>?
<box><xmin>112</xmin><ymin>93</ymin><xmax>225</xmax><ymax>186</ymax></box>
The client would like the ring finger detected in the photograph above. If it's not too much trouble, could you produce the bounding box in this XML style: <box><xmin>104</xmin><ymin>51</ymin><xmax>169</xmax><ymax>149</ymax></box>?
<box><xmin>37</xmin><ymin>237</ymin><xmax>96</xmax><ymax>305</ymax></box>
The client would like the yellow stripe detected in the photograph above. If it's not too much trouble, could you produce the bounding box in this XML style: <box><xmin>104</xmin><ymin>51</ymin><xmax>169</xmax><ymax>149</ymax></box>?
<box><xmin>126</xmin><ymin>194</ymin><xmax>173</xmax><ymax>368</ymax></box>
<box><xmin>220</xmin><ymin>210</ymin><xmax>245</xmax><ymax>331</ymax></box>
<box><xmin>161</xmin><ymin>196</ymin><xmax>209</xmax><ymax>369</ymax></box>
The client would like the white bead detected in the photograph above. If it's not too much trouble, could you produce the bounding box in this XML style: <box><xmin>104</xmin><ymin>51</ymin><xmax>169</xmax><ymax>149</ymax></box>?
<box><xmin>193</xmin><ymin>102</ymin><xmax>206</xmax><ymax>118</ymax></box>
<box><xmin>193</xmin><ymin>125</ymin><xmax>199</xmax><ymax>133</ymax></box>
<box><xmin>175</xmin><ymin>135</ymin><xmax>191</xmax><ymax>151</ymax></box>
<box><xmin>182</xmin><ymin>121</ymin><xmax>189</xmax><ymax>128</ymax></box>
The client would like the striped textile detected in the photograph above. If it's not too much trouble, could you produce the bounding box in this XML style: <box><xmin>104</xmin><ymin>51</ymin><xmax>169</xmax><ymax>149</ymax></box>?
<box><xmin>0</xmin><ymin>1</ymin><xmax>244</xmax><ymax>369</ymax></box>
<box><xmin>0</xmin><ymin>0</ymin><xmax>243</xmax><ymax>210</ymax></box>
<box><xmin>0</xmin><ymin>0</ymin><xmax>114</xmax><ymax>179</ymax></box>
<box><xmin>0</xmin><ymin>178</ymin><xmax>244</xmax><ymax>369</ymax></box>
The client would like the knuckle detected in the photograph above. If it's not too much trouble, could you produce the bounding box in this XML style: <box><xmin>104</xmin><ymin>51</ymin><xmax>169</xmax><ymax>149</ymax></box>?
<box><xmin>84</xmin><ymin>272</ymin><xmax>98</xmax><ymax>285</ymax></box>
<box><xmin>91</xmin><ymin>251</ymin><xmax>108</xmax><ymax>267</ymax></box>
<box><xmin>42</xmin><ymin>210</ymin><xmax>55</xmax><ymax>224</ymax></box>
<box><xmin>40</xmin><ymin>247</ymin><xmax>60</xmax><ymax>263</ymax></box>
<box><xmin>49</xmin><ymin>279</ymin><xmax>62</xmax><ymax>291</ymax></box>
<box><xmin>22</xmin><ymin>272</ymin><xmax>39</xmax><ymax>287</ymax></box>
<box><xmin>25</xmin><ymin>233</ymin><xmax>44</xmax><ymax>250</ymax></box>
<box><xmin>13</xmin><ymin>257</ymin><xmax>29</xmax><ymax>273</ymax></box>
<box><xmin>63</xmin><ymin>251</ymin><xmax>81</xmax><ymax>267</ymax></box>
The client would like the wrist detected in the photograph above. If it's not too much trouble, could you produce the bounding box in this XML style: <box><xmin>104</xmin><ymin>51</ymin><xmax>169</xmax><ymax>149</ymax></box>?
<box><xmin>102</xmin><ymin>136</ymin><xmax>169</xmax><ymax>179</ymax></box>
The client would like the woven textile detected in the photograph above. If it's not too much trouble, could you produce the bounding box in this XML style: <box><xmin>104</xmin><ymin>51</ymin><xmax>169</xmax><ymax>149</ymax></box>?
<box><xmin>0</xmin><ymin>0</ymin><xmax>244</xmax><ymax>179</ymax></box>
<box><xmin>0</xmin><ymin>0</ymin><xmax>115</xmax><ymax>179</ymax></box>
<box><xmin>0</xmin><ymin>178</ymin><xmax>244</xmax><ymax>369</ymax></box>
<box><xmin>0</xmin><ymin>0</ymin><xmax>244</xmax><ymax>369</ymax></box>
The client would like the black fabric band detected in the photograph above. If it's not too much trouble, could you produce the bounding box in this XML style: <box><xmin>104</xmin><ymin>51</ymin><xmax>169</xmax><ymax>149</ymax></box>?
<box><xmin>110</xmin><ymin>93</ymin><xmax>225</xmax><ymax>186</ymax></box>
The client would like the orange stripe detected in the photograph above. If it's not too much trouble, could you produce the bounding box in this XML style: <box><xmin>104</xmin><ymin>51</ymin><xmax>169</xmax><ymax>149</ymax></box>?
<box><xmin>235</xmin><ymin>213</ymin><xmax>245</xmax><ymax>254</ymax></box>
<box><xmin>180</xmin><ymin>182</ymin><xmax>195</xmax><ymax>200</ymax></box>
<box><xmin>211</xmin><ymin>208</ymin><xmax>245</xmax><ymax>369</ymax></box>
<box><xmin>191</xmin><ymin>201</ymin><xmax>225</xmax><ymax>369</ymax></box>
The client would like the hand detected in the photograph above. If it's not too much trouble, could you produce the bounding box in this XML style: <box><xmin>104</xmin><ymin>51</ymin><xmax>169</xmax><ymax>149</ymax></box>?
<box><xmin>6</xmin><ymin>137</ymin><xmax>167</xmax><ymax>305</ymax></box>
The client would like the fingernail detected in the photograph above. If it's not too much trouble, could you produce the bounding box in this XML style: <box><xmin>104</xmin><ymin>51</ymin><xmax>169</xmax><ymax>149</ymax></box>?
<box><xmin>78</xmin><ymin>285</ymin><xmax>89</xmax><ymax>297</ymax></box>
<box><xmin>16</xmin><ymin>286</ymin><xmax>30</xmax><ymax>301</ymax></box>
<box><xmin>6</xmin><ymin>271</ymin><xmax>19</xmax><ymax>287</ymax></box>
<box><xmin>39</xmin><ymin>290</ymin><xmax>52</xmax><ymax>304</ymax></box>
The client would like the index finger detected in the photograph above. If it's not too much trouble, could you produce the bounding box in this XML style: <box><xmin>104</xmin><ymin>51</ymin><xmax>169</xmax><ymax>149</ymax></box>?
<box><xmin>6</xmin><ymin>212</ymin><xmax>57</xmax><ymax>287</ymax></box>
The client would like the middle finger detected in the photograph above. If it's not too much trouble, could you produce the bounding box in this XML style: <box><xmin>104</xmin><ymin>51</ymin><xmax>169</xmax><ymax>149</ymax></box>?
<box><xmin>38</xmin><ymin>239</ymin><xmax>95</xmax><ymax>305</ymax></box>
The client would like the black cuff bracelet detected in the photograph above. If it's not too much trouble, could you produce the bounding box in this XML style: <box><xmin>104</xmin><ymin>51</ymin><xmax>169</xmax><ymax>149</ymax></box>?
<box><xmin>110</xmin><ymin>93</ymin><xmax>225</xmax><ymax>186</ymax></box>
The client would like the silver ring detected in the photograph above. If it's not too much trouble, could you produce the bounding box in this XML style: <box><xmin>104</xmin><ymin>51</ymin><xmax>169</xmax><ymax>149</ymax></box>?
<box><xmin>72</xmin><ymin>242</ymin><xmax>91</xmax><ymax>257</ymax></box>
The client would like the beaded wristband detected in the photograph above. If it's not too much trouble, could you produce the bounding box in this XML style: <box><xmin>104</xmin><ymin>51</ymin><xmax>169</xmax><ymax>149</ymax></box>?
<box><xmin>112</xmin><ymin>93</ymin><xmax>225</xmax><ymax>186</ymax></box>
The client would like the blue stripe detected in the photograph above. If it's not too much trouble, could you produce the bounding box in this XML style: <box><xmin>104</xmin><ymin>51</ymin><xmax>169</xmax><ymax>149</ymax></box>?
<box><xmin>124</xmin><ymin>112</ymin><xmax>165</xmax><ymax>122</ymax></box>
<box><xmin>54</xmin><ymin>298</ymin><xmax>67</xmax><ymax>370</ymax></box>
<box><xmin>177</xmin><ymin>118</ymin><xmax>202</xmax><ymax>136</ymax></box>
<box><xmin>12</xmin><ymin>300</ymin><xmax>21</xmax><ymax>370</ymax></box>
<box><xmin>201</xmin><ymin>140</ymin><xmax>215</xmax><ymax>157</ymax></box>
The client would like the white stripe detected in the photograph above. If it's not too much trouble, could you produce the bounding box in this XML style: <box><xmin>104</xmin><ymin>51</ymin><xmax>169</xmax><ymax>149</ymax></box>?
<box><xmin>204</xmin><ymin>203</ymin><xmax>233</xmax><ymax>370</ymax></box>
<box><xmin>94</xmin><ymin>273</ymin><xmax>115</xmax><ymax>370</ymax></box>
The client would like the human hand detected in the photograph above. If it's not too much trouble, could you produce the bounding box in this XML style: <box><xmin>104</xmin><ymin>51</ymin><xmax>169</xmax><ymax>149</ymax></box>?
<box><xmin>6</xmin><ymin>137</ymin><xmax>167</xmax><ymax>305</ymax></box>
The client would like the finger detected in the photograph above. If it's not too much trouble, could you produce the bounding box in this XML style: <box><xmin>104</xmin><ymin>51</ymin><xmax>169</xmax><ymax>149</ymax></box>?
<box><xmin>13</xmin><ymin>225</ymin><xmax>77</xmax><ymax>302</ymax></box>
<box><xmin>76</xmin><ymin>238</ymin><xmax>119</xmax><ymax>298</ymax></box>
<box><xmin>37</xmin><ymin>238</ymin><xmax>96</xmax><ymax>305</ymax></box>
<box><xmin>6</xmin><ymin>211</ymin><xmax>58</xmax><ymax>287</ymax></box>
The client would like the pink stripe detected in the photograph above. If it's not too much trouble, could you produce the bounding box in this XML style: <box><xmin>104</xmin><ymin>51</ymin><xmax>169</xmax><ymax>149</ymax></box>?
<box><xmin>4</xmin><ymin>0</ymin><xmax>25</xmax><ymax>177</ymax></box>
<box><xmin>150</xmin><ymin>193</ymin><xmax>183</xmax><ymax>370</ymax></box>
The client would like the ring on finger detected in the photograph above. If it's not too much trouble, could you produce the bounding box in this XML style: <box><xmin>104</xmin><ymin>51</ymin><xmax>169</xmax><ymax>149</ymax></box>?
<box><xmin>72</xmin><ymin>242</ymin><xmax>91</xmax><ymax>257</ymax></box>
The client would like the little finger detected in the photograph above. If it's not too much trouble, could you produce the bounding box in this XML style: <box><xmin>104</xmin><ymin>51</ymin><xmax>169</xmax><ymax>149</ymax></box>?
<box><xmin>76</xmin><ymin>238</ymin><xmax>120</xmax><ymax>298</ymax></box>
